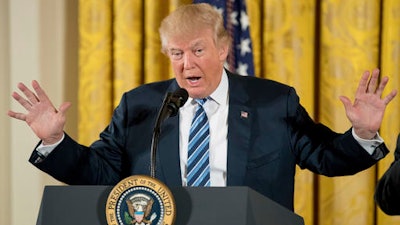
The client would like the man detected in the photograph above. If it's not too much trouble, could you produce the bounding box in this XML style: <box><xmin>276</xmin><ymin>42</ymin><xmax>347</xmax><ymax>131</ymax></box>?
<box><xmin>7</xmin><ymin>3</ymin><xmax>397</xmax><ymax>211</ymax></box>
<box><xmin>375</xmin><ymin>134</ymin><xmax>400</xmax><ymax>215</ymax></box>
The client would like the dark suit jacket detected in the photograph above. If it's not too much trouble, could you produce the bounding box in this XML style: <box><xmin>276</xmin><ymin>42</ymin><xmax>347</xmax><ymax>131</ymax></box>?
<box><xmin>30</xmin><ymin>71</ymin><xmax>388</xmax><ymax>211</ymax></box>
<box><xmin>375</xmin><ymin>134</ymin><xmax>400</xmax><ymax>215</ymax></box>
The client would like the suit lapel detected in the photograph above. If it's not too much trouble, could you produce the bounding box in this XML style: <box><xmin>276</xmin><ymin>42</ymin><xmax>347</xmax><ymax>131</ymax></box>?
<box><xmin>158</xmin><ymin>115</ymin><xmax>182</xmax><ymax>186</ymax></box>
<box><xmin>157</xmin><ymin>81</ymin><xmax>182</xmax><ymax>186</ymax></box>
<box><xmin>226</xmin><ymin>73</ymin><xmax>252</xmax><ymax>186</ymax></box>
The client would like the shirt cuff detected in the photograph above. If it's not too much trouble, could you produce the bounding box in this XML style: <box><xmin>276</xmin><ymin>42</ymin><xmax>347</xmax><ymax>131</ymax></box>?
<box><xmin>36</xmin><ymin>133</ymin><xmax>65</xmax><ymax>157</ymax></box>
<box><xmin>352</xmin><ymin>128</ymin><xmax>383</xmax><ymax>155</ymax></box>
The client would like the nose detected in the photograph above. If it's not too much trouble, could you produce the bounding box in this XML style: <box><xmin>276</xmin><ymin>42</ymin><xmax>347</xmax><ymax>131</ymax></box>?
<box><xmin>183</xmin><ymin>53</ymin><xmax>194</xmax><ymax>69</ymax></box>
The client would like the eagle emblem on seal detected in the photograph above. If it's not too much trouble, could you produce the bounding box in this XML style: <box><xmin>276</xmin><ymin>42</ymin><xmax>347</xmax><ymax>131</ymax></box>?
<box><xmin>124</xmin><ymin>193</ymin><xmax>157</xmax><ymax>225</ymax></box>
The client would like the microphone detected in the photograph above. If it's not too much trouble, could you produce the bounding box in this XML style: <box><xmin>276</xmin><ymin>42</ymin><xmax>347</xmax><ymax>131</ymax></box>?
<box><xmin>150</xmin><ymin>88</ymin><xmax>189</xmax><ymax>178</ymax></box>
<box><xmin>154</xmin><ymin>88</ymin><xmax>189</xmax><ymax>128</ymax></box>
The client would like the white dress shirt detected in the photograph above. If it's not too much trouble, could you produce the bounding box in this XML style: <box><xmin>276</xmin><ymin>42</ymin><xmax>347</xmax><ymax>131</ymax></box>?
<box><xmin>179</xmin><ymin>71</ymin><xmax>229</xmax><ymax>187</ymax></box>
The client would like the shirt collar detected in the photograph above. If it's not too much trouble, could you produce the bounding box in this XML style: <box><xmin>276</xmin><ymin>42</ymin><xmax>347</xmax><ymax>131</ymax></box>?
<box><xmin>210</xmin><ymin>70</ymin><xmax>229</xmax><ymax>106</ymax></box>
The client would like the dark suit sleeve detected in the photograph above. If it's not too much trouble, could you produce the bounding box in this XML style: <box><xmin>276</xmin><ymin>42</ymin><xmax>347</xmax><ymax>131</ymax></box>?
<box><xmin>375</xmin><ymin>134</ymin><xmax>400</xmax><ymax>215</ymax></box>
<box><xmin>28</xmin><ymin>81</ymin><xmax>175</xmax><ymax>185</ymax></box>
<box><xmin>29</xmin><ymin>93</ymin><xmax>130</xmax><ymax>185</ymax></box>
<box><xmin>287</xmin><ymin>87</ymin><xmax>388</xmax><ymax>176</ymax></box>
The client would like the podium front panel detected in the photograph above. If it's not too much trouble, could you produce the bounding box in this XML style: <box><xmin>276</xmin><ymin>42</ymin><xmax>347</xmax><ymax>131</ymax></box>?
<box><xmin>37</xmin><ymin>185</ymin><xmax>304</xmax><ymax>225</ymax></box>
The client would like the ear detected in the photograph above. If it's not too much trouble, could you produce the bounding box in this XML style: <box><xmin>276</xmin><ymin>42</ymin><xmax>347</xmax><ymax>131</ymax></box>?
<box><xmin>218</xmin><ymin>43</ymin><xmax>229</xmax><ymax>61</ymax></box>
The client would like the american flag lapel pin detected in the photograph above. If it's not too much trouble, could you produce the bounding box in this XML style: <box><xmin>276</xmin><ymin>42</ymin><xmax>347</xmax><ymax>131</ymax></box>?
<box><xmin>240</xmin><ymin>111</ymin><xmax>248</xmax><ymax>118</ymax></box>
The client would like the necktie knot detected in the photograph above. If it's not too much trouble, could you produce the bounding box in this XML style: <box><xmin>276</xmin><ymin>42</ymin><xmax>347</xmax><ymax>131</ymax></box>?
<box><xmin>195</xmin><ymin>98</ymin><xmax>207</xmax><ymax>106</ymax></box>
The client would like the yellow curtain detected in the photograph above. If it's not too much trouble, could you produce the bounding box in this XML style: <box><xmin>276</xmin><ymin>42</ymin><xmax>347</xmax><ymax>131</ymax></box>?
<box><xmin>377</xmin><ymin>0</ymin><xmax>400</xmax><ymax>224</ymax></box>
<box><xmin>78</xmin><ymin>0</ymin><xmax>400</xmax><ymax>224</ymax></box>
<box><xmin>318</xmin><ymin>0</ymin><xmax>380</xmax><ymax>224</ymax></box>
<box><xmin>78</xmin><ymin>0</ymin><xmax>113</xmax><ymax>145</ymax></box>
<box><xmin>247</xmin><ymin>1</ymin><xmax>317</xmax><ymax>224</ymax></box>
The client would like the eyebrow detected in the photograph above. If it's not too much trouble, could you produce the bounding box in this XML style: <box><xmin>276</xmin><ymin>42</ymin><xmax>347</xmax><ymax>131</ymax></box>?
<box><xmin>168</xmin><ymin>39</ymin><xmax>206</xmax><ymax>52</ymax></box>
<box><xmin>191</xmin><ymin>40</ymin><xmax>205</xmax><ymax>48</ymax></box>
<box><xmin>168</xmin><ymin>48</ymin><xmax>182</xmax><ymax>52</ymax></box>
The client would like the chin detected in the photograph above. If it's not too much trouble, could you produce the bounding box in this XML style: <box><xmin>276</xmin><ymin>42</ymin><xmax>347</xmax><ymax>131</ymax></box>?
<box><xmin>186</xmin><ymin>86</ymin><xmax>210</xmax><ymax>99</ymax></box>
<box><xmin>187</xmin><ymin>91</ymin><xmax>202</xmax><ymax>99</ymax></box>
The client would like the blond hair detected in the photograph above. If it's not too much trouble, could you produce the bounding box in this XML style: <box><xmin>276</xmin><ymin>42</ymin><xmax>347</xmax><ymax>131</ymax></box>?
<box><xmin>159</xmin><ymin>3</ymin><xmax>230</xmax><ymax>54</ymax></box>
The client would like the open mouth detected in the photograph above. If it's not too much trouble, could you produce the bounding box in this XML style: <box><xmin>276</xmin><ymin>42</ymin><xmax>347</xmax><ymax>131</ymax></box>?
<box><xmin>187</xmin><ymin>77</ymin><xmax>201</xmax><ymax>81</ymax></box>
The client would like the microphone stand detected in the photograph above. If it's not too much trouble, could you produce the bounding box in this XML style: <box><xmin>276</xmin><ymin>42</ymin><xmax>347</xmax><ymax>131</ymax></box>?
<box><xmin>150</xmin><ymin>92</ymin><xmax>172</xmax><ymax>178</ymax></box>
<box><xmin>150</xmin><ymin>128</ymin><xmax>161</xmax><ymax>178</ymax></box>
<box><xmin>150</xmin><ymin>88</ymin><xmax>188</xmax><ymax>179</ymax></box>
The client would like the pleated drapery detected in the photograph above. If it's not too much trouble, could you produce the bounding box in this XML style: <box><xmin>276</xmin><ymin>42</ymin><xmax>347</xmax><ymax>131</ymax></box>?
<box><xmin>78</xmin><ymin>0</ymin><xmax>400</xmax><ymax>224</ymax></box>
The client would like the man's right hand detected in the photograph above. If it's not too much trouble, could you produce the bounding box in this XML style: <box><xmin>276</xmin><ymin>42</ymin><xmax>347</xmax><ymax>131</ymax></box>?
<box><xmin>7</xmin><ymin>80</ymin><xmax>71</xmax><ymax>145</ymax></box>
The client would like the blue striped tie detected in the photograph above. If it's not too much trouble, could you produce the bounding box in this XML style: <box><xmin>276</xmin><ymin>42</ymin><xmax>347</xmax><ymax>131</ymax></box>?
<box><xmin>187</xmin><ymin>98</ymin><xmax>210</xmax><ymax>186</ymax></box>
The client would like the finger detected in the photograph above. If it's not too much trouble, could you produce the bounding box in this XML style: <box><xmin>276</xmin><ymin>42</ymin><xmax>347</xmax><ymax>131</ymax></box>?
<box><xmin>355</xmin><ymin>70</ymin><xmax>370</xmax><ymax>97</ymax></box>
<box><xmin>339</xmin><ymin>96</ymin><xmax>352</xmax><ymax>111</ymax></box>
<box><xmin>32</xmin><ymin>80</ymin><xmax>52</xmax><ymax>104</ymax></box>
<box><xmin>367</xmin><ymin>68</ymin><xmax>379</xmax><ymax>94</ymax></box>
<box><xmin>375</xmin><ymin>76</ymin><xmax>389</xmax><ymax>97</ymax></box>
<box><xmin>12</xmin><ymin>91</ymin><xmax>33</xmax><ymax>111</ymax></box>
<box><xmin>7</xmin><ymin>110</ymin><xmax>27</xmax><ymax>121</ymax></box>
<box><xmin>383</xmin><ymin>90</ymin><xmax>398</xmax><ymax>105</ymax></box>
<box><xmin>18</xmin><ymin>82</ymin><xmax>39</xmax><ymax>104</ymax></box>
<box><xmin>58</xmin><ymin>102</ymin><xmax>72</xmax><ymax>115</ymax></box>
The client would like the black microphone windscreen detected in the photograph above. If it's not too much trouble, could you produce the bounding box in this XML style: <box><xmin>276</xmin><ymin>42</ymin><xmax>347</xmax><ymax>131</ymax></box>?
<box><xmin>173</xmin><ymin>88</ymin><xmax>189</xmax><ymax>107</ymax></box>
<box><xmin>166</xmin><ymin>88</ymin><xmax>189</xmax><ymax>117</ymax></box>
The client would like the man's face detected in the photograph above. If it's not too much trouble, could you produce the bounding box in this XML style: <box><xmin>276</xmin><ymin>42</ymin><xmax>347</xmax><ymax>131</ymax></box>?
<box><xmin>165</xmin><ymin>28</ymin><xmax>228</xmax><ymax>99</ymax></box>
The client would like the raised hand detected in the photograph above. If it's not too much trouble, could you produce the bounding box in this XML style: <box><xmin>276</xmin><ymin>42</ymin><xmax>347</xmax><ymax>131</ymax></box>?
<box><xmin>7</xmin><ymin>80</ymin><xmax>71</xmax><ymax>145</ymax></box>
<box><xmin>340</xmin><ymin>68</ymin><xmax>397</xmax><ymax>139</ymax></box>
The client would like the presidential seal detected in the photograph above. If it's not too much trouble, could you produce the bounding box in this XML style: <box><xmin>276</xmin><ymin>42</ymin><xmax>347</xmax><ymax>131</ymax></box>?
<box><xmin>106</xmin><ymin>175</ymin><xmax>176</xmax><ymax>225</ymax></box>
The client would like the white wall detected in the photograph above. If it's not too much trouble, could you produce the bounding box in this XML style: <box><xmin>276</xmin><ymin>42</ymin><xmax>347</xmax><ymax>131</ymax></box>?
<box><xmin>0</xmin><ymin>0</ymin><xmax>11</xmax><ymax>224</ymax></box>
<box><xmin>0</xmin><ymin>0</ymin><xmax>78</xmax><ymax>224</ymax></box>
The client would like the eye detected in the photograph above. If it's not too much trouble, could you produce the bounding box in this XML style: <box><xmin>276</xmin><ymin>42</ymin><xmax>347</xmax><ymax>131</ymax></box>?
<box><xmin>169</xmin><ymin>50</ymin><xmax>183</xmax><ymax>60</ymax></box>
<box><xmin>194</xmin><ymin>48</ymin><xmax>204</xmax><ymax>56</ymax></box>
